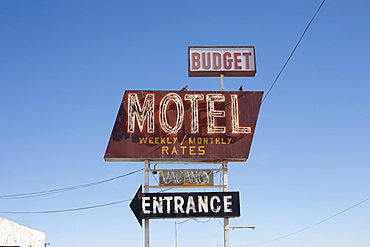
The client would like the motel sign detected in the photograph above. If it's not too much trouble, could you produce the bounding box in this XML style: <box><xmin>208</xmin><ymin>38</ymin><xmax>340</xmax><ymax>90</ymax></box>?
<box><xmin>104</xmin><ymin>90</ymin><xmax>263</xmax><ymax>162</ymax></box>
<box><xmin>105</xmin><ymin>45</ymin><xmax>262</xmax><ymax>247</ymax></box>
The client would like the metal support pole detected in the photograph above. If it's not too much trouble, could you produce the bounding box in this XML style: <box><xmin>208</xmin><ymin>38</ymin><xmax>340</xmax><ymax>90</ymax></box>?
<box><xmin>144</xmin><ymin>160</ymin><xmax>150</xmax><ymax>247</ymax></box>
<box><xmin>220</xmin><ymin>73</ymin><xmax>225</xmax><ymax>91</ymax></box>
<box><xmin>222</xmin><ymin>161</ymin><xmax>229</xmax><ymax>247</ymax></box>
<box><xmin>175</xmin><ymin>222</ymin><xmax>178</xmax><ymax>247</ymax></box>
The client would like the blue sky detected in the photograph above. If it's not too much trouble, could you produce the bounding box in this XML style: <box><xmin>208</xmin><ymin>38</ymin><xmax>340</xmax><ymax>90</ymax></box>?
<box><xmin>1</xmin><ymin>0</ymin><xmax>369</xmax><ymax>246</ymax></box>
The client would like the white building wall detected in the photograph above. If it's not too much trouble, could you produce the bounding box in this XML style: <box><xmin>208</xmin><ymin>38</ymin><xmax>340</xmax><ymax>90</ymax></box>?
<box><xmin>0</xmin><ymin>217</ymin><xmax>45</xmax><ymax>247</ymax></box>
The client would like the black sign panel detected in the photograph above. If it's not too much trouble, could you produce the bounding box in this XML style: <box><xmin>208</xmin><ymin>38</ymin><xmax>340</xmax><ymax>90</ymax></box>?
<box><xmin>130</xmin><ymin>186</ymin><xmax>240</xmax><ymax>226</ymax></box>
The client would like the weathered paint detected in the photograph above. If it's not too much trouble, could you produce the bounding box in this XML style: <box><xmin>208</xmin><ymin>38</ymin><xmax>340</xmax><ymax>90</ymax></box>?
<box><xmin>188</xmin><ymin>46</ymin><xmax>256</xmax><ymax>77</ymax></box>
<box><xmin>130</xmin><ymin>186</ymin><xmax>240</xmax><ymax>225</ymax></box>
<box><xmin>0</xmin><ymin>217</ymin><xmax>45</xmax><ymax>247</ymax></box>
<box><xmin>104</xmin><ymin>90</ymin><xmax>263</xmax><ymax>162</ymax></box>
<box><xmin>158</xmin><ymin>169</ymin><xmax>214</xmax><ymax>186</ymax></box>
<box><xmin>141</xmin><ymin>192</ymin><xmax>240</xmax><ymax>218</ymax></box>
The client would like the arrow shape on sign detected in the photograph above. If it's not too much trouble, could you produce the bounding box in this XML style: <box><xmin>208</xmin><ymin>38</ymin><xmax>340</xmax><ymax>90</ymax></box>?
<box><xmin>130</xmin><ymin>186</ymin><xmax>241</xmax><ymax>227</ymax></box>
<box><xmin>129</xmin><ymin>185</ymin><xmax>143</xmax><ymax>227</ymax></box>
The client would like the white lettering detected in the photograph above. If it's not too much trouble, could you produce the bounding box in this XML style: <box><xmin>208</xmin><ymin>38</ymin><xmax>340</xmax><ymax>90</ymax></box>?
<box><xmin>231</xmin><ymin>94</ymin><xmax>252</xmax><ymax>134</ymax></box>
<box><xmin>174</xmin><ymin>196</ymin><xmax>185</xmax><ymax>213</ymax></box>
<box><xmin>142</xmin><ymin>196</ymin><xmax>151</xmax><ymax>214</ymax></box>
<box><xmin>163</xmin><ymin>196</ymin><xmax>173</xmax><ymax>214</ymax></box>
<box><xmin>125</xmin><ymin>92</ymin><xmax>252</xmax><ymax>135</ymax></box>
<box><xmin>223</xmin><ymin>195</ymin><xmax>233</xmax><ymax>213</ymax></box>
<box><xmin>127</xmin><ymin>93</ymin><xmax>154</xmax><ymax>133</ymax></box>
<box><xmin>198</xmin><ymin>196</ymin><xmax>209</xmax><ymax>213</ymax></box>
<box><xmin>153</xmin><ymin>196</ymin><xmax>163</xmax><ymax>214</ymax></box>
<box><xmin>210</xmin><ymin>195</ymin><xmax>221</xmax><ymax>213</ymax></box>
<box><xmin>144</xmin><ymin>194</ymin><xmax>236</xmax><ymax>216</ymax></box>
<box><xmin>186</xmin><ymin>196</ymin><xmax>197</xmax><ymax>214</ymax></box>
<box><xmin>184</xmin><ymin>94</ymin><xmax>204</xmax><ymax>134</ymax></box>
<box><xmin>207</xmin><ymin>94</ymin><xmax>226</xmax><ymax>133</ymax></box>
<box><xmin>159</xmin><ymin>93</ymin><xmax>184</xmax><ymax>134</ymax></box>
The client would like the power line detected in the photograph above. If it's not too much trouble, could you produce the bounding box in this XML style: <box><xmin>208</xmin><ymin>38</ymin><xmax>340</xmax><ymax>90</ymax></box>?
<box><xmin>192</xmin><ymin>218</ymin><xmax>212</xmax><ymax>224</ymax></box>
<box><xmin>262</xmin><ymin>0</ymin><xmax>327</xmax><ymax>103</ymax></box>
<box><xmin>0</xmin><ymin>199</ymin><xmax>131</xmax><ymax>214</ymax></box>
<box><xmin>242</xmin><ymin>196</ymin><xmax>370</xmax><ymax>246</ymax></box>
<box><xmin>0</xmin><ymin>168</ymin><xmax>144</xmax><ymax>199</ymax></box>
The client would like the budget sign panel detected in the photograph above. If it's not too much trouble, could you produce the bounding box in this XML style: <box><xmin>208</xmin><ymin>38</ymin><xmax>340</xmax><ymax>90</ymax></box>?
<box><xmin>188</xmin><ymin>46</ymin><xmax>256</xmax><ymax>77</ymax></box>
<box><xmin>104</xmin><ymin>90</ymin><xmax>263</xmax><ymax>162</ymax></box>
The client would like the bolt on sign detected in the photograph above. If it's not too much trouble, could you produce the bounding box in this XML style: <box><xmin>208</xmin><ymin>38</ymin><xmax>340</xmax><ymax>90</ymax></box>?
<box><xmin>104</xmin><ymin>90</ymin><xmax>263</xmax><ymax>162</ymax></box>
<box><xmin>158</xmin><ymin>169</ymin><xmax>214</xmax><ymax>186</ymax></box>
<box><xmin>130</xmin><ymin>186</ymin><xmax>240</xmax><ymax>226</ymax></box>
<box><xmin>188</xmin><ymin>46</ymin><xmax>256</xmax><ymax>77</ymax></box>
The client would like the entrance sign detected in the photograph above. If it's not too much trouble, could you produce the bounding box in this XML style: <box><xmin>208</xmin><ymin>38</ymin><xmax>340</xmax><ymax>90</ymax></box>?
<box><xmin>188</xmin><ymin>46</ymin><xmax>256</xmax><ymax>77</ymax></box>
<box><xmin>104</xmin><ymin>90</ymin><xmax>263</xmax><ymax>162</ymax></box>
<box><xmin>158</xmin><ymin>169</ymin><xmax>214</xmax><ymax>186</ymax></box>
<box><xmin>130</xmin><ymin>186</ymin><xmax>240</xmax><ymax>226</ymax></box>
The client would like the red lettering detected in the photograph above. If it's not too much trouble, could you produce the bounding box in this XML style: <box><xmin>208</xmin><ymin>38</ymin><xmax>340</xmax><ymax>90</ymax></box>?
<box><xmin>192</xmin><ymin>53</ymin><xmax>201</xmax><ymax>69</ymax></box>
<box><xmin>213</xmin><ymin>52</ymin><xmax>221</xmax><ymax>69</ymax></box>
<box><xmin>234</xmin><ymin>52</ymin><xmax>242</xmax><ymax>69</ymax></box>
<box><xmin>223</xmin><ymin>52</ymin><xmax>232</xmax><ymax>69</ymax></box>
<box><xmin>242</xmin><ymin>52</ymin><xmax>251</xmax><ymax>69</ymax></box>
<box><xmin>202</xmin><ymin>52</ymin><xmax>211</xmax><ymax>69</ymax></box>
<box><xmin>192</xmin><ymin>51</ymin><xmax>252</xmax><ymax>71</ymax></box>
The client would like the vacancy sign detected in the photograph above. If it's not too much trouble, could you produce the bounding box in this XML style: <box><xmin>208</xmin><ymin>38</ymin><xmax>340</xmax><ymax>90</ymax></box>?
<box><xmin>159</xmin><ymin>169</ymin><xmax>214</xmax><ymax>186</ymax></box>
<box><xmin>188</xmin><ymin>46</ymin><xmax>256</xmax><ymax>77</ymax></box>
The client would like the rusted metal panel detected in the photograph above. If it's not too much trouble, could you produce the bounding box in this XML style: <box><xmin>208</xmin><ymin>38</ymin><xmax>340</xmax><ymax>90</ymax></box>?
<box><xmin>158</xmin><ymin>169</ymin><xmax>214</xmax><ymax>186</ymax></box>
<box><xmin>188</xmin><ymin>46</ymin><xmax>256</xmax><ymax>77</ymax></box>
<box><xmin>104</xmin><ymin>90</ymin><xmax>263</xmax><ymax>162</ymax></box>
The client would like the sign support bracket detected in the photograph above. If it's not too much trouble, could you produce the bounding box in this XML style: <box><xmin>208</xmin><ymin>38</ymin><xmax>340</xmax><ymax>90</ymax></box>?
<box><xmin>220</xmin><ymin>73</ymin><xmax>225</xmax><ymax>91</ymax></box>
<box><xmin>222</xmin><ymin>160</ymin><xmax>230</xmax><ymax>247</ymax></box>
<box><xmin>144</xmin><ymin>160</ymin><xmax>150</xmax><ymax>247</ymax></box>
<box><xmin>141</xmin><ymin>160</ymin><xmax>232</xmax><ymax>247</ymax></box>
